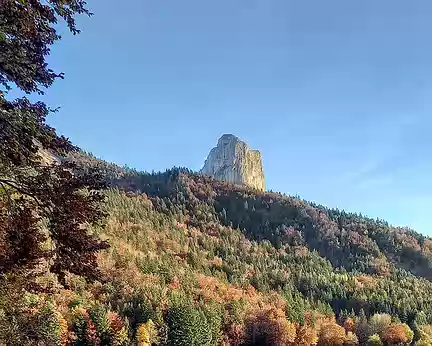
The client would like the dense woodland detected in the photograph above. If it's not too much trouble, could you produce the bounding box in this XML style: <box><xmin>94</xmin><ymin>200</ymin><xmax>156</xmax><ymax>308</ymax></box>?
<box><xmin>3</xmin><ymin>152</ymin><xmax>431</xmax><ymax>345</ymax></box>
<box><xmin>2</xmin><ymin>0</ymin><xmax>432</xmax><ymax>345</ymax></box>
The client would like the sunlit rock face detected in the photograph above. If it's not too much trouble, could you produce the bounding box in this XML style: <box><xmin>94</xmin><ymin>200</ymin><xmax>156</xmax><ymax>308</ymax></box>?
<box><xmin>201</xmin><ymin>134</ymin><xmax>266</xmax><ymax>191</ymax></box>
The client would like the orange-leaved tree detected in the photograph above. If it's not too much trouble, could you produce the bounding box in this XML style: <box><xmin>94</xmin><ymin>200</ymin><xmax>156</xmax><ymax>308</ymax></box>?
<box><xmin>245</xmin><ymin>307</ymin><xmax>297</xmax><ymax>346</ymax></box>
<box><xmin>380</xmin><ymin>323</ymin><xmax>414</xmax><ymax>346</ymax></box>
<box><xmin>317</xmin><ymin>322</ymin><xmax>347</xmax><ymax>346</ymax></box>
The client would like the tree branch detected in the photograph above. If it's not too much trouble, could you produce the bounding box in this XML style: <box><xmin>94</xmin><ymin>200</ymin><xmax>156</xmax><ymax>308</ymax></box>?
<box><xmin>0</xmin><ymin>181</ymin><xmax>13</xmax><ymax>205</ymax></box>
<box><xmin>0</xmin><ymin>178</ymin><xmax>42</xmax><ymax>207</ymax></box>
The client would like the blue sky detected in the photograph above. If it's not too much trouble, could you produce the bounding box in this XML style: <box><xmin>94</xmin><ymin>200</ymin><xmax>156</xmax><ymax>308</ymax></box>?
<box><xmin>20</xmin><ymin>0</ymin><xmax>432</xmax><ymax>233</ymax></box>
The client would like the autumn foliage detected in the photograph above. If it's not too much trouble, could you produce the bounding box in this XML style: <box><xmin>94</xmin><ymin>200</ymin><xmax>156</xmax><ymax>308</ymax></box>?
<box><xmin>380</xmin><ymin>323</ymin><xmax>414</xmax><ymax>346</ymax></box>
<box><xmin>317</xmin><ymin>322</ymin><xmax>347</xmax><ymax>346</ymax></box>
<box><xmin>0</xmin><ymin>0</ymin><xmax>109</xmax><ymax>287</ymax></box>
<box><xmin>245</xmin><ymin>307</ymin><xmax>296</xmax><ymax>346</ymax></box>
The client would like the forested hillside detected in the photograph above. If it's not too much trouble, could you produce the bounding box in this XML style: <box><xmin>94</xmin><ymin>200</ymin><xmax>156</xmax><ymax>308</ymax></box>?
<box><xmin>3</xmin><ymin>152</ymin><xmax>429</xmax><ymax>345</ymax></box>
<box><xmin>3</xmin><ymin>1</ymin><xmax>430</xmax><ymax>344</ymax></box>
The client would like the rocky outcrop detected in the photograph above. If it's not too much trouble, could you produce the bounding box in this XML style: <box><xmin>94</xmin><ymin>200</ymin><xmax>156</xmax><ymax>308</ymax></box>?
<box><xmin>201</xmin><ymin>134</ymin><xmax>266</xmax><ymax>191</ymax></box>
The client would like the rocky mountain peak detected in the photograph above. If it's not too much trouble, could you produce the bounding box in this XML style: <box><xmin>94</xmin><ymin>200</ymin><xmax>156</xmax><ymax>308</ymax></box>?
<box><xmin>201</xmin><ymin>134</ymin><xmax>266</xmax><ymax>191</ymax></box>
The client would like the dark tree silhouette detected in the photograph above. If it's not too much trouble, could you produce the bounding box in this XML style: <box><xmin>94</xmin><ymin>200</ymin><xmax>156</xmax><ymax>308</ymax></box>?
<box><xmin>0</xmin><ymin>0</ymin><xmax>109</xmax><ymax>286</ymax></box>
<box><xmin>0</xmin><ymin>0</ymin><xmax>91</xmax><ymax>94</ymax></box>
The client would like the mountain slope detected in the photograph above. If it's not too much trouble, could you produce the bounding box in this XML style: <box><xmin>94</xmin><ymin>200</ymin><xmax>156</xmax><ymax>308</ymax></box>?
<box><xmin>112</xmin><ymin>168</ymin><xmax>432</xmax><ymax>320</ymax></box>
<box><xmin>6</xmin><ymin>151</ymin><xmax>430</xmax><ymax>345</ymax></box>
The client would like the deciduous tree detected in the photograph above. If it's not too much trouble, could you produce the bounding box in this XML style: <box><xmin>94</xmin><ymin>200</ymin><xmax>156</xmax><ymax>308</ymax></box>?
<box><xmin>367</xmin><ymin>334</ymin><xmax>383</xmax><ymax>346</ymax></box>
<box><xmin>245</xmin><ymin>307</ymin><xmax>296</xmax><ymax>346</ymax></box>
<box><xmin>0</xmin><ymin>0</ymin><xmax>109</xmax><ymax>286</ymax></box>
<box><xmin>317</xmin><ymin>322</ymin><xmax>346</xmax><ymax>346</ymax></box>
<box><xmin>381</xmin><ymin>323</ymin><xmax>414</xmax><ymax>346</ymax></box>
<box><xmin>0</xmin><ymin>0</ymin><xmax>91</xmax><ymax>94</ymax></box>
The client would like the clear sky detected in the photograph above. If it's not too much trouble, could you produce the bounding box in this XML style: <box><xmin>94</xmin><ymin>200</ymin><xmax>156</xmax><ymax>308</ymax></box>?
<box><xmin>23</xmin><ymin>0</ymin><xmax>432</xmax><ymax>234</ymax></box>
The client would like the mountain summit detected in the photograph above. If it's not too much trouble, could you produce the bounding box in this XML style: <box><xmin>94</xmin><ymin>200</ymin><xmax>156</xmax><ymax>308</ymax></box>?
<box><xmin>201</xmin><ymin>134</ymin><xmax>266</xmax><ymax>191</ymax></box>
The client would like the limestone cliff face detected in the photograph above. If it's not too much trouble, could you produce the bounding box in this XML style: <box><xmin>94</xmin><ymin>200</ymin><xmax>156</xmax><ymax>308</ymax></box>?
<box><xmin>201</xmin><ymin>134</ymin><xmax>266</xmax><ymax>191</ymax></box>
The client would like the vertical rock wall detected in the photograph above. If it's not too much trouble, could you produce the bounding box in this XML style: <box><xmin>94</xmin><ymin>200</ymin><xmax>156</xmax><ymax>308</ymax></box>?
<box><xmin>201</xmin><ymin>134</ymin><xmax>266</xmax><ymax>191</ymax></box>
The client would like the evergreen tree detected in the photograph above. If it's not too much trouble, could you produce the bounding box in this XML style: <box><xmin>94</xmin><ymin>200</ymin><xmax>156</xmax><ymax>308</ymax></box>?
<box><xmin>89</xmin><ymin>304</ymin><xmax>112</xmax><ymax>345</ymax></box>
<box><xmin>167</xmin><ymin>302</ymin><xmax>211</xmax><ymax>346</ymax></box>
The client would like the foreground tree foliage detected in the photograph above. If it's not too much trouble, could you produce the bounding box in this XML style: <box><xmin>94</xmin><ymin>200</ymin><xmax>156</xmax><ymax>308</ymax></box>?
<box><xmin>0</xmin><ymin>0</ymin><xmax>91</xmax><ymax>94</ymax></box>
<box><xmin>0</xmin><ymin>0</ymin><xmax>109</xmax><ymax>285</ymax></box>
